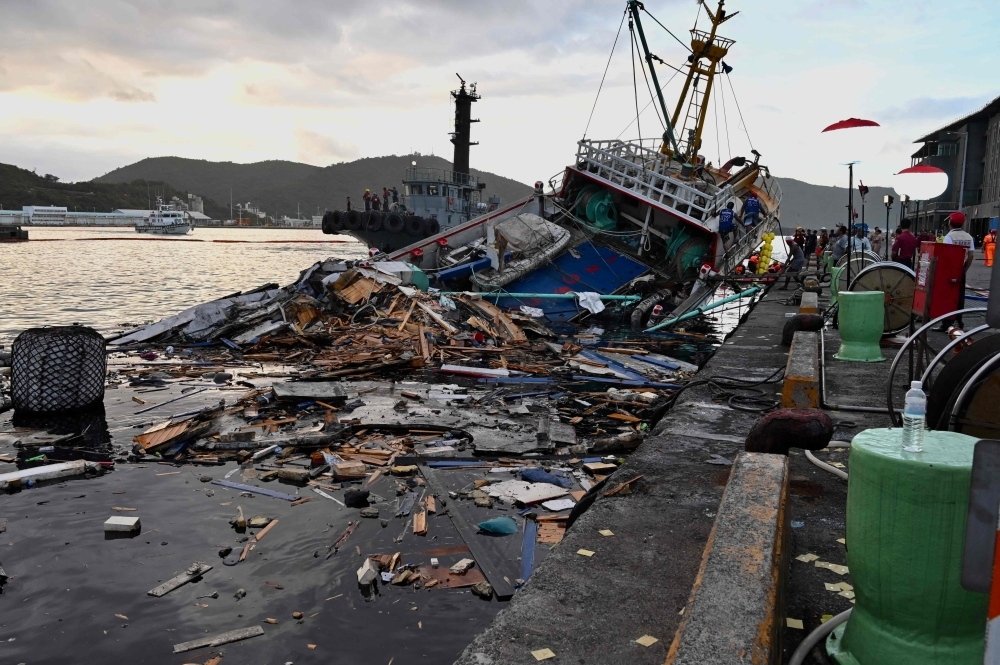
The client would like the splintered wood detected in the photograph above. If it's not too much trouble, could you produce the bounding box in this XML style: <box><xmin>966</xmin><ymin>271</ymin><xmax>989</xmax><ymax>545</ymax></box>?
<box><xmin>536</xmin><ymin>521</ymin><xmax>567</xmax><ymax>544</ymax></box>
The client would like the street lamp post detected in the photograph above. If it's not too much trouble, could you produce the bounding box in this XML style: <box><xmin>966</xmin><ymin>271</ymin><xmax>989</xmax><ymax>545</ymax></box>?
<box><xmin>884</xmin><ymin>194</ymin><xmax>894</xmax><ymax>261</ymax></box>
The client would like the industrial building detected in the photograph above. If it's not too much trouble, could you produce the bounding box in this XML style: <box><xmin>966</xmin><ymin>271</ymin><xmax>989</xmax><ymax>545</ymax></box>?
<box><xmin>906</xmin><ymin>93</ymin><xmax>1000</xmax><ymax>239</ymax></box>
<box><xmin>0</xmin><ymin>206</ymin><xmax>216</xmax><ymax>227</ymax></box>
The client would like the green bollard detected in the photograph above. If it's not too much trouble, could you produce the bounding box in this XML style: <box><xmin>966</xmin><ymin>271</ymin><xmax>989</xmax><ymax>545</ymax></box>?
<box><xmin>828</xmin><ymin>429</ymin><xmax>987</xmax><ymax>664</ymax></box>
<box><xmin>834</xmin><ymin>291</ymin><xmax>885</xmax><ymax>362</ymax></box>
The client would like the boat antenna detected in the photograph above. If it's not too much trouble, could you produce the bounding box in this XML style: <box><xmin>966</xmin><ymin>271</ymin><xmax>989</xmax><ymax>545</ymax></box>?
<box><xmin>626</xmin><ymin>1</ymin><xmax>680</xmax><ymax>158</ymax></box>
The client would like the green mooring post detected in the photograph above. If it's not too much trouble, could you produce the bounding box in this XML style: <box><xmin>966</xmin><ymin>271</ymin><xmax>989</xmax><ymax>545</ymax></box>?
<box><xmin>827</xmin><ymin>429</ymin><xmax>987</xmax><ymax>664</ymax></box>
<box><xmin>834</xmin><ymin>291</ymin><xmax>884</xmax><ymax>362</ymax></box>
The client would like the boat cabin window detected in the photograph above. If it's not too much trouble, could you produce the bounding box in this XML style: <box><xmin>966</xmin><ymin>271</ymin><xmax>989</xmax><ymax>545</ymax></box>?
<box><xmin>404</xmin><ymin>185</ymin><xmax>410</xmax><ymax>196</ymax></box>
<box><xmin>428</xmin><ymin>185</ymin><xmax>439</xmax><ymax>196</ymax></box>
<box><xmin>410</xmin><ymin>184</ymin><xmax>422</xmax><ymax>195</ymax></box>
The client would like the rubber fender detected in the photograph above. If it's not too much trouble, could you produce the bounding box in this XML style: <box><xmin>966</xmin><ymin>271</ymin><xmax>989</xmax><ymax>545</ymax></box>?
<box><xmin>744</xmin><ymin>408</ymin><xmax>833</xmax><ymax>455</ymax></box>
<box><xmin>424</xmin><ymin>218</ymin><xmax>440</xmax><ymax>236</ymax></box>
<box><xmin>321</xmin><ymin>211</ymin><xmax>333</xmax><ymax>235</ymax></box>
<box><xmin>332</xmin><ymin>210</ymin><xmax>343</xmax><ymax>230</ymax></box>
<box><xmin>781</xmin><ymin>313</ymin><xmax>824</xmax><ymax>346</ymax></box>
<box><xmin>365</xmin><ymin>211</ymin><xmax>383</xmax><ymax>232</ymax></box>
<box><xmin>346</xmin><ymin>210</ymin><xmax>362</xmax><ymax>230</ymax></box>
<box><xmin>385</xmin><ymin>213</ymin><xmax>404</xmax><ymax>233</ymax></box>
<box><xmin>405</xmin><ymin>216</ymin><xmax>425</xmax><ymax>236</ymax></box>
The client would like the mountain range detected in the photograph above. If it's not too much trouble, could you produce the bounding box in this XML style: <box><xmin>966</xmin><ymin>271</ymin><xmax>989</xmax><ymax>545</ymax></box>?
<box><xmin>9</xmin><ymin>153</ymin><xmax>903</xmax><ymax>231</ymax></box>
<box><xmin>94</xmin><ymin>155</ymin><xmax>534</xmax><ymax>219</ymax></box>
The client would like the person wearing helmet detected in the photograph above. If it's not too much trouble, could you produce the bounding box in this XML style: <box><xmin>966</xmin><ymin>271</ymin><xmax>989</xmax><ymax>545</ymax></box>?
<box><xmin>939</xmin><ymin>212</ymin><xmax>975</xmax><ymax>329</ymax></box>
<box><xmin>363</xmin><ymin>189</ymin><xmax>372</xmax><ymax>212</ymax></box>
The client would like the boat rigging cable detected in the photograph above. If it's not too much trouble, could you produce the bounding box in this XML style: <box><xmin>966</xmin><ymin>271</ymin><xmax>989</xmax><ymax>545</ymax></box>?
<box><xmin>582</xmin><ymin>6</ymin><xmax>627</xmax><ymax>140</ymax></box>
<box><xmin>638</xmin><ymin>3</ymin><xmax>692</xmax><ymax>53</ymax></box>
<box><xmin>725</xmin><ymin>72</ymin><xmax>755</xmax><ymax>151</ymax></box>
<box><xmin>629</xmin><ymin>17</ymin><xmax>645</xmax><ymax>157</ymax></box>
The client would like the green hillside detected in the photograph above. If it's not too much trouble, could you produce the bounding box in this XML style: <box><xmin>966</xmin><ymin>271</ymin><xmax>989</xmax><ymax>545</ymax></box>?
<box><xmin>95</xmin><ymin>154</ymin><xmax>536</xmax><ymax>219</ymax></box>
<box><xmin>0</xmin><ymin>162</ymin><xmax>228</xmax><ymax>218</ymax></box>
<box><xmin>775</xmin><ymin>177</ymin><xmax>900</xmax><ymax>231</ymax></box>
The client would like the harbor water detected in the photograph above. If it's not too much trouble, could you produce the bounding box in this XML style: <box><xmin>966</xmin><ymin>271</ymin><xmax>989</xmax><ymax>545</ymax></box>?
<box><xmin>0</xmin><ymin>227</ymin><xmax>367</xmax><ymax>345</ymax></box>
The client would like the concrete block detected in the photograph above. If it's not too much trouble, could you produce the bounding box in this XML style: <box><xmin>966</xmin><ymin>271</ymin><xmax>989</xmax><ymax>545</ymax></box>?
<box><xmin>666</xmin><ymin>452</ymin><xmax>790</xmax><ymax>665</ymax></box>
<box><xmin>799</xmin><ymin>291</ymin><xmax>819</xmax><ymax>314</ymax></box>
<box><xmin>781</xmin><ymin>331</ymin><xmax>819</xmax><ymax>408</ymax></box>
<box><xmin>105</xmin><ymin>516</ymin><xmax>141</xmax><ymax>532</ymax></box>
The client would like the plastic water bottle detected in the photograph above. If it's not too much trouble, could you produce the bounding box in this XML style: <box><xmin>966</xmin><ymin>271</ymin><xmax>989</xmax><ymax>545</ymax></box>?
<box><xmin>902</xmin><ymin>381</ymin><xmax>926</xmax><ymax>453</ymax></box>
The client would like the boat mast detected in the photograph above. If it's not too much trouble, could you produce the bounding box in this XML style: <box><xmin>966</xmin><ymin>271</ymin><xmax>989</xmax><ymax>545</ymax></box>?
<box><xmin>627</xmin><ymin>0</ymin><xmax>680</xmax><ymax>158</ymax></box>
<box><xmin>450</xmin><ymin>74</ymin><xmax>479</xmax><ymax>181</ymax></box>
<box><xmin>669</xmin><ymin>0</ymin><xmax>737</xmax><ymax>164</ymax></box>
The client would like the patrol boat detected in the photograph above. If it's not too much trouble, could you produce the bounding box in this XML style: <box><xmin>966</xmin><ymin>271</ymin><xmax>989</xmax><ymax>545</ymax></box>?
<box><xmin>322</xmin><ymin>77</ymin><xmax>500</xmax><ymax>253</ymax></box>
<box><xmin>369</xmin><ymin>0</ymin><xmax>782</xmax><ymax>327</ymax></box>
<box><xmin>136</xmin><ymin>198</ymin><xmax>192</xmax><ymax>235</ymax></box>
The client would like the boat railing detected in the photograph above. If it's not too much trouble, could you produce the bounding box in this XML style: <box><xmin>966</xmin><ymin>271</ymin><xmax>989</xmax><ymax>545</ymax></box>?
<box><xmin>405</xmin><ymin>167</ymin><xmax>479</xmax><ymax>189</ymax></box>
<box><xmin>717</xmin><ymin>214</ymin><xmax>779</xmax><ymax>278</ymax></box>
<box><xmin>576</xmin><ymin>139</ymin><xmax>721</xmax><ymax>226</ymax></box>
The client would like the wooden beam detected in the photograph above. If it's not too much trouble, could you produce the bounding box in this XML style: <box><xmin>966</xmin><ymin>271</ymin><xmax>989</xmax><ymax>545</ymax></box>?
<box><xmin>147</xmin><ymin>562</ymin><xmax>213</xmax><ymax>597</ymax></box>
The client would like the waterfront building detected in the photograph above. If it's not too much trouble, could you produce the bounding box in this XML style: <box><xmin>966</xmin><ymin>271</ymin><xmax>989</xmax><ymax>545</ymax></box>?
<box><xmin>906</xmin><ymin>93</ymin><xmax>1000</xmax><ymax>240</ymax></box>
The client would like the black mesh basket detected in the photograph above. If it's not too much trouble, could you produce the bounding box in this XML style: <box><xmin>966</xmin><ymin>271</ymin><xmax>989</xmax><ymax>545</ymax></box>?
<box><xmin>11</xmin><ymin>326</ymin><xmax>107</xmax><ymax>414</ymax></box>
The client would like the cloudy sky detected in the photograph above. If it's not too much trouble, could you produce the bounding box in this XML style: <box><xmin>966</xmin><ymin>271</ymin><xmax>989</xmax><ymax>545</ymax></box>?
<box><xmin>1</xmin><ymin>0</ymin><xmax>997</xmax><ymax>189</ymax></box>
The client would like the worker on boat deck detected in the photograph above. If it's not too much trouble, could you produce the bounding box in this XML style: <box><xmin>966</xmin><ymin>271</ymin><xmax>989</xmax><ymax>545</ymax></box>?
<box><xmin>937</xmin><ymin>212</ymin><xmax>976</xmax><ymax>330</ymax></box>
<box><xmin>871</xmin><ymin>227</ymin><xmax>884</xmax><ymax>256</ymax></box>
<box><xmin>382</xmin><ymin>188</ymin><xmax>390</xmax><ymax>211</ymax></box>
<box><xmin>804</xmin><ymin>229</ymin><xmax>818</xmax><ymax>267</ymax></box>
<box><xmin>831</xmin><ymin>226</ymin><xmax>849</xmax><ymax>264</ymax></box>
<box><xmin>779</xmin><ymin>236</ymin><xmax>805</xmax><ymax>290</ymax></box>
<box><xmin>364</xmin><ymin>189</ymin><xmax>372</xmax><ymax>211</ymax></box>
<box><xmin>743</xmin><ymin>192</ymin><xmax>760</xmax><ymax>229</ymax></box>
<box><xmin>718</xmin><ymin>201</ymin><xmax>736</xmax><ymax>250</ymax></box>
<box><xmin>372</xmin><ymin>193</ymin><xmax>382</xmax><ymax>212</ymax></box>
<box><xmin>793</xmin><ymin>226</ymin><xmax>806</xmax><ymax>248</ymax></box>
<box><xmin>346</xmin><ymin>197</ymin><xmax>353</xmax><ymax>211</ymax></box>
<box><xmin>391</xmin><ymin>187</ymin><xmax>400</xmax><ymax>205</ymax></box>
<box><xmin>984</xmin><ymin>228</ymin><xmax>997</xmax><ymax>266</ymax></box>
<box><xmin>891</xmin><ymin>218</ymin><xmax>919</xmax><ymax>269</ymax></box>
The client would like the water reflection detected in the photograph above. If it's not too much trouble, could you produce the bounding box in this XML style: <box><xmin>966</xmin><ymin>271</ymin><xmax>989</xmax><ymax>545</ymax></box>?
<box><xmin>1</xmin><ymin>226</ymin><xmax>367</xmax><ymax>345</ymax></box>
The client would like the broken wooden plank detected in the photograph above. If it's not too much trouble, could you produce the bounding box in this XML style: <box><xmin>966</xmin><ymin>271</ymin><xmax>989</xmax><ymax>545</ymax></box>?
<box><xmin>172</xmin><ymin>625</ymin><xmax>265</xmax><ymax>653</ymax></box>
<box><xmin>397</xmin><ymin>299</ymin><xmax>417</xmax><ymax>331</ymax></box>
<box><xmin>417</xmin><ymin>302</ymin><xmax>458</xmax><ymax>334</ymax></box>
<box><xmin>413</xmin><ymin>510</ymin><xmax>427</xmax><ymax>536</ymax></box>
<box><xmin>148</xmin><ymin>562</ymin><xmax>213</xmax><ymax>597</ymax></box>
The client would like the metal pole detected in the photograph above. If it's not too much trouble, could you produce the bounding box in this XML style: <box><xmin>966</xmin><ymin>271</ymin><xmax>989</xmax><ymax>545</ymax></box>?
<box><xmin>885</xmin><ymin>202</ymin><xmax>891</xmax><ymax>261</ymax></box>
<box><xmin>847</xmin><ymin>163</ymin><xmax>854</xmax><ymax>287</ymax></box>
<box><xmin>627</xmin><ymin>0</ymin><xmax>680</xmax><ymax>156</ymax></box>
<box><xmin>645</xmin><ymin>286</ymin><xmax>761</xmax><ymax>332</ymax></box>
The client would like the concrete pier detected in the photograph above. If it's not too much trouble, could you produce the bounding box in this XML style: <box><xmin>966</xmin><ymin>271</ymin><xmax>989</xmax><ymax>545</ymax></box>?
<box><xmin>455</xmin><ymin>262</ymin><xmax>981</xmax><ymax>663</ymax></box>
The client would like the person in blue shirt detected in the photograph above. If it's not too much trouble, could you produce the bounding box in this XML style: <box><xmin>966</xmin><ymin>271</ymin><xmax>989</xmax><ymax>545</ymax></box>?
<box><xmin>718</xmin><ymin>201</ymin><xmax>736</xmax><ymax>249</ymax></box>
<box><xmin>743</xmin><ymin>193</ymin><xmax>761</xmax><ymax>229</ymax></box>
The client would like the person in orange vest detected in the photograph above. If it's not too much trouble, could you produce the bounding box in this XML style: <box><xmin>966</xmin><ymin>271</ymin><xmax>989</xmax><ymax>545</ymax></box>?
<box><xmin>985</xmin><ymin>228</ymin><xmax>997</xmax><ymax>266</ymax></box>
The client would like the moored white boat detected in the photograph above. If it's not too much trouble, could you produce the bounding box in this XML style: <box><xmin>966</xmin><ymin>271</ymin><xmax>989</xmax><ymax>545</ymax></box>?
<box><xmin>136</xmin><ymin>199</ymin><xmax>192</xmax><ymax>235</ymax></box>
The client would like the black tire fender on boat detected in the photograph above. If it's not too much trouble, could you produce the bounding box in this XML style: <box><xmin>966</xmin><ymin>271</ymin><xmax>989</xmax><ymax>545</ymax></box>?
<box><xmin>346</xmin><ymin>210</ymin><xmax>363</xmax><ymax>230</ymax></box>
<box><xmin>321</xmin><ymin>211</ymin><xmax>333</xmax><ymax>235</ymax></box>
<box><xmin>424</xmin><ymin>218</ymin><xmax>440</xmax><ymax>236</ymax></box>
<box><xmin>365</xmin><ymin>211</ymin><xmax>383</xmax><ymax>232</ymax></box>
<box><xmin>332</xmin><ymin>210</ymin><xmax>343</xmax><ymax>230</ymax></box>
<box><xmin>405</xmin><ymin>215</ymin><xmax>425</xmax><ymax>236</ymax></box>
<box><xmin>385</xmin><ymin>213</ymin><xmax>405</xmax><ymax>233</ymax></box>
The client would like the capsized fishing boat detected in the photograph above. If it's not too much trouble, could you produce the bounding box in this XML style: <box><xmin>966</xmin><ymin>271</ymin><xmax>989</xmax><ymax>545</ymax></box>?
<box><xmin>378</xmin><ymin>0</ymin><xmax>781</xmax><ymax>327</ymax></box>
